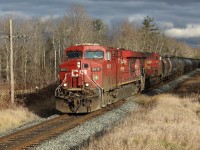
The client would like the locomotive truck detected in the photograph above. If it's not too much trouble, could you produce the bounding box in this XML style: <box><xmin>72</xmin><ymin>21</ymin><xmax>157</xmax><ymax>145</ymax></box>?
<box><xmin>55</xmin><ymin>43</ymin><xmax>200</xmax><ymax>113</ymax></box>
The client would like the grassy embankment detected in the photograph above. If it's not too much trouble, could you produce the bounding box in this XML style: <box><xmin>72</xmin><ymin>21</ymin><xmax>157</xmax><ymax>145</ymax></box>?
<box><xmin>0</xmin><ymin>84</ymin><xmax>57</xmax><ymax>133</ymax></box>
<box><xmin>83</xmin><ymin>94</ymin><xmax>200</xmax><ymax>150</ymax></box>
<box><xmin>0</xmin><ymin>93</ymin><xmax>39</xmax><ymax>133</ymax></box>
<box><xmin>0</xmin><ymin>83</ymin><xmax>57</xmax><ymax>133</ymax></box>
<box><xmin>83</xmin><ymin>73</ymin><xmax>200</xmax><ymax>150</ymax></box>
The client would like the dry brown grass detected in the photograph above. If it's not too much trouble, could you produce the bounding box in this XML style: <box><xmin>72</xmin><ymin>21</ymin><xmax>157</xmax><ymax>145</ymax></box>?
<box><xmin>0</xmin><ymin>94</ymin><xmax>39</xmax><ymax>133</ymax></box>
<box><xmin>83</xmin><ymin>94</ymin><xmax>200</xmax><ymax>150</ymax></box>
<box><xmin>0</xmin><ymin>107</ymin><xmax>39</xmax><ymax>133</ymax></box>
<box><xmin>0</xmin><ymin>84</ymin><xmax>56</xmax><ymax>133</ymax></box>
<box><xmin>0</xmin><ymin>92</ymin><xmax>12</xmax><ymax>109</ymax></box>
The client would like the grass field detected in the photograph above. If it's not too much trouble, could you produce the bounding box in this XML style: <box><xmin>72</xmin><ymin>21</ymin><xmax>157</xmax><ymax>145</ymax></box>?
<box><xmin>0</xmin><ymin>94</ymin><xmax>39</xmax><ymax>133</ymax></box>
<box><xmin>0</xmin><ymin>84</ymin><xmax>57</xmax><ymax>133</ymax></box>
<box><xmin>83</xmin><ymin>94</ymin><xmax>200</xmax><ymax>150</ymax></box>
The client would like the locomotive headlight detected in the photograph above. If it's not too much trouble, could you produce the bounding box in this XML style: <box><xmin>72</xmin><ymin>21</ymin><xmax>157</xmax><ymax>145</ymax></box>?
<box><xmin>77</xmin><ymin>62</ymin><xmax>81</xmax><ymax>69</ymax></box>
<box><xmin>63</xmin><ymin>83</ymin><xmax>68</xmax><ymax>87</ymax></box>
<box><xmin>85</xmin><ymin>83</ymin><xmax>89</xmax><ymax>87</ymax></box>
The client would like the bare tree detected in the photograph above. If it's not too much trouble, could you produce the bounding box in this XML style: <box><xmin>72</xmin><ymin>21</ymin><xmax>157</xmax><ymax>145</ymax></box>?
<box><xmin>141</xmin><ymin>16</ymin><xmax>160</xmax><ymax>52</ymax></box>
<box><xmin>9</xmin><ymin>19</ymin><xmax>14</xmax><ymax>103</ymax></box>
<box><xmin>111</xmin><ymin>20</ymin><xmax>140</xmax><ymax>50</ymax></box>
<box><xmin>67</xmin><ymin>5</ymin><xmax>95</xmax><ymax>44</ymax></box>
<box><xmin>0</xmin><ymin>5</ymin><xmax>199</xmax><ymax>102</ymax></box>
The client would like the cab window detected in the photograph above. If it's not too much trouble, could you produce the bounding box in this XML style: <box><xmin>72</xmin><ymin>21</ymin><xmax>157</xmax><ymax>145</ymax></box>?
<box><xmin>66</xmin><ymin>51</ymin><xmax>82</xmax><ymax>59</ymax></box>
<box><xmin>84</xmin><ymin>50</ymin><xmax>104</xmax><ymax>59</ymax></box>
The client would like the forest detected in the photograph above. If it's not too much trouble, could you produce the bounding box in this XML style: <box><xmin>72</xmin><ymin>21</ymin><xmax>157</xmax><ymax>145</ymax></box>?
<box><xmin>0</xmin><ymin>5</ymin><xmax>200</xmax><ymax>92</ymax></box>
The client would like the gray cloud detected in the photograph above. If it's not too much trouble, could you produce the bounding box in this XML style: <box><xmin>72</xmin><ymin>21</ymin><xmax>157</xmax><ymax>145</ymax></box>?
<box><xmin>89</xmin><ymin>0</ymin><xmax>200</xmax><ymax>5</ymax></box>
<box><xmin>0</xmin><ymin>0</ymin><xmax>199</xmax><ymax>47</ymax></box>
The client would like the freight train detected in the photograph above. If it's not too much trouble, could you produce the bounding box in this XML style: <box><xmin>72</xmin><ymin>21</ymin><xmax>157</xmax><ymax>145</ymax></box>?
<box><xmin>55</xmin><ymin>43</ymin><xmax>200</xmax><ymax>113</ymax></box>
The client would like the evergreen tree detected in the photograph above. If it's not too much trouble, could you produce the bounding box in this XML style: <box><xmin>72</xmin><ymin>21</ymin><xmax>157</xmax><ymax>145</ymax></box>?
<box><xmin>93</xmin><ymin>19</ymin><xmax>104</xmax><ymax>31</ymax></box>
<box><xmin>141</xmin><ymin>16</ymin><xmax>159</xmax><ymax>52</ymax></box>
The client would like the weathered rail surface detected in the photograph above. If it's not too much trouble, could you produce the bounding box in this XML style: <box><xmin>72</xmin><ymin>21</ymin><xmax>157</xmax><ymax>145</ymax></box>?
<box><xmin>0</xmin><ymin>100</ymin><xmax>126</xmax><ymax>150</ymax></box>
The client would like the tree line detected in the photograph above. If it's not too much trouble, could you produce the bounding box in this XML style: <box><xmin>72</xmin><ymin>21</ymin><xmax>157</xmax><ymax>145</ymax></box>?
<box><xmin>0</xmin><ymin>5</ymin><xmax>199</xmax><ymax>91</ymax></box>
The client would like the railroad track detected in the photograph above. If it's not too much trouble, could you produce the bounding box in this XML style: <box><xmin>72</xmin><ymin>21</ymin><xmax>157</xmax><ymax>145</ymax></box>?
<box><xmin>0</xmin><ymin>100</ymin><xmax>126</xmax><ymax>150</ymax></box>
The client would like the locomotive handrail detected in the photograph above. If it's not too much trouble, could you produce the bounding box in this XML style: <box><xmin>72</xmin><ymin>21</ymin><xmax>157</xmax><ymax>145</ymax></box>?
<box><xmin>85</xmin><ymin>73</ymin><xmax>103</xmax><ymax>91</ymax></box>
<box><xmin>55</xmin><ymin>73</ymin><xmax>68</xmax><ymax>97</ymax></box>
<box><xmin>83</xmin><ymin>73</ymin><xmax>103</xmax><ymax>100</ymax></box>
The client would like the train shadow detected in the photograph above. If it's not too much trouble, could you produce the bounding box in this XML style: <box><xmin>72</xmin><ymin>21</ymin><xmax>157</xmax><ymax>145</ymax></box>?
<box><xmin>16</xmin><ymin>83</ymin><xmax>58</xmax><ymax>118</ymax></box>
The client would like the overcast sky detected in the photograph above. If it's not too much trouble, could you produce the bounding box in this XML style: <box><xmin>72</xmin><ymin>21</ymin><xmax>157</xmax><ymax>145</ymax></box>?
<box><xmin>0</xmin><ymin>0</ymin><xmax>200</xmax><ymax>47</ymax></box>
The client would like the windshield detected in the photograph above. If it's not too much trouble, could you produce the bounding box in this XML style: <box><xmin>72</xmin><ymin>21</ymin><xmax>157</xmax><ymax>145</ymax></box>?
<box><xmin>84</xmin><ymin>51</ymin><xmax>104</xmax><ymax>59</ymax></box>
<box><xmin>66</xmin><ymin>51</ymin><xmax>82</xmax><ymax>59</ymax></box>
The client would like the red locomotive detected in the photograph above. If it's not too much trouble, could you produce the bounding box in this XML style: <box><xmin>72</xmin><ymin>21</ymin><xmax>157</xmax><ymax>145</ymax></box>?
<box><xmin>55</xmin><ymin>43</ymin><xmax>200</xmax><ymax>113</ymax></box>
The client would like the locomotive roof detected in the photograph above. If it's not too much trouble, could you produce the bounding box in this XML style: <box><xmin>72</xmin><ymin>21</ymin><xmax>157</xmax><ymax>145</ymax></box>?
<box><xmin>106</xmin><ymin>47</ymin><xmax>147</xmax><ymax>58</ymax></box>
<box><xmin>65</xmin><ymin>44</ymin><xmax>107</xmax><ymax>52</ymax></box>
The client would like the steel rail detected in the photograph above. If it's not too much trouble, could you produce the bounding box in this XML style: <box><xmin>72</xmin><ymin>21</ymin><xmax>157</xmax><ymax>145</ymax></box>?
<box><xmin>0</xmin><ymin>100</ymin><xmax>126</xmax><ymax>150</ymax></box>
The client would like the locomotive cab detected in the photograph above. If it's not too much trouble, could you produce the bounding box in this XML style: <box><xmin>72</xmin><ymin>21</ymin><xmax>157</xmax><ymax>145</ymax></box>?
<box><xmin>55</xmin><ymin>43</ymin><xmax>106</xmax><ymax>113</ymax></box>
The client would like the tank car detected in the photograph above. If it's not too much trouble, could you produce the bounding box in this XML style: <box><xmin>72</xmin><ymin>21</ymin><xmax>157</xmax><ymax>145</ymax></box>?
<box><xmin>176</xmin><ymin>58</ymin><xmax>185</xmax><ymax>75</ymax></box>
<box><xmin>161</xmin><ymin>57</ymin><xmax>172</xmax><ymax>80</ymax></box>
<box><xmin>55</xmin><ymin>43</ymin><xmax>146</xmax><ymax>113</ymax></box>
